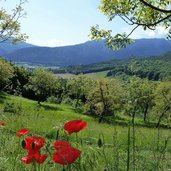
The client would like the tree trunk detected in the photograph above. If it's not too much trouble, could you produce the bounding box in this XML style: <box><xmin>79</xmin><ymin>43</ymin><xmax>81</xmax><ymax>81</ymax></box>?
<box><xmin>156</xmin><ymin>105</ymin><xmax>170</xmax><ymax>128</ymax></box>
<box><xmin>143</xmin><ymin>104</ymin><xmax>149</xmax><ymax>122</ymax></box>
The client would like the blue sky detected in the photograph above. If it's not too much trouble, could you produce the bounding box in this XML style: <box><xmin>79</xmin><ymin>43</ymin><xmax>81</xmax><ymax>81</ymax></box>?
<box><xmin>2</xmin><ymin>0</ymin><xmax>169</xmax><ymax>47</ymax></box>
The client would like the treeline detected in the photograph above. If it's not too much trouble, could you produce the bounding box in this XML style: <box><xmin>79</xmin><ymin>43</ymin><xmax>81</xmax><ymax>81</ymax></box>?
<box><xmin>107</xmin><ymin>53</ymin><xmax>171</xmax><ymax>81</ymax></box>
<box><xmin>49</xmin><ymin>58</ymin><xmax>131</xmax><ymax>74</ymax></box>
<box><xmin>51</xmin><ymin>52</ymin><xmax>171</xmax><ymax>81</ymax></box>
<box><xmin>1</xmin><ymin>57</ymin><xmax>171</xmax><ymax>127</ymax></box>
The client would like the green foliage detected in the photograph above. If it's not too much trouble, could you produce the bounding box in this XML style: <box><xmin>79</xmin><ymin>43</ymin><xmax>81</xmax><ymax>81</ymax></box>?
<box><xmin>108</xmin><ymin>56</ymin><xmax>171</xmax><ymax>81</ymax></box>
<box><xmin>125</xmin><ymin>77</ymin><xmax>155</xmax><ymax>122</ymax></box>
<box><xmin>0</xmin><ymin>0</ymin><xmax>28</xmax><ymax>43</ymax></box>
<box><xmin>7</xmin><ymin>65</ymin><xmax>31</xmax><ymax>95</ymax></box>
<box><xmin>86</xmin><ymin>78</ymin><xmax>123</xmax><ymax>121</ymax></box>
<box><xmin>0</xmin><ymin>58</ymin><xmax>14</xmax><ymax>90</ymax></box>
<box><xmin>66</xmin><ymin>75</ymin><xmax>94</xmax><ymax>109</ymax></box>
<box><xmin>26</xmin><ymin>69</ymin><xmax>58</xmax><ymax>103</ymax></box>
<box><xmin>90</xmin><ymin>0</ymin><xmax>171</xmax><ymax>49</ymax></box>
<box><xmin>152</xmin><ymin>81</ymin><xmax>171</xmax><ymax>127</ymax></box>
<box><xmin>90</xmin><ymin>25</ymin><xmax>134</xmax><ymax>50</ymax></box>
<box><xmin>0</xmin><ymin>58</ymin><xmax>171</xmax><ymax>126</ymax></box>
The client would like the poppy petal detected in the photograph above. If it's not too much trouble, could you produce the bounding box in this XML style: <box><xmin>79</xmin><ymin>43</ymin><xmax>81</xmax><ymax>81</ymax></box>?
<box><xmin>35</xmin><ymin>153</ymin><xmax>47</xmax><ymax>164</ymax></box>
<box><xmin>25</xmin><ymin>136</ymin><xmax>46</xmax><ymax>151</ymax></box>
<box><xmin>64</xmin><ymin>120</ymin><xmax>87</xmax><ymax>135</ymax></box>
<box><xmin>22</xmin><ymin>155</ymin><xmax>34</xmax><ymax>164</ymax></box>
<box><xmin>53</xmin><ymin>147</ymin><xmax>81</xmax><ymax>165</ymax></box>
<box><xmin>54</xmin><ymin>140</ymin><xmax>71</xmax><ymax>151</ymax></box>
<box><xmin>0</xmin><ymin>122</ymin><xmax>5</xmax><ymax>127</ymax></box>
<box><xmin>16</xmin><ymin>128</ymin><xmax>30</xmax><ymax>137</ymax></box>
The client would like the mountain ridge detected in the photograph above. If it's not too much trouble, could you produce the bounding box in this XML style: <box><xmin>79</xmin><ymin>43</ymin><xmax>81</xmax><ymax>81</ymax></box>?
<box><xmin>3</xmin><ymin>38</ymin><xmax>171</xmax><ymax>66</ymax></box>
<box><xmin>0</xmin><ymin>39</ymin><xmax>36</xmax><ymax>55</ymax></box>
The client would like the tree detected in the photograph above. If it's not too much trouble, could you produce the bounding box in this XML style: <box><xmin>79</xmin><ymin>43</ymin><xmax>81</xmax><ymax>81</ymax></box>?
<box><xmin>0</xmin><ymin>0</ymin><xmax>27</xmax><ymax>43</ymax></box>
<box><xmin>7</xmin><ymin>65</ymin><xmax>31</xmax><ymax>95</ymax></box>
<box><xmin>26</xmin><ymin>69</ymin><xmax>58</xmax><ymax>104</ymax></box>
<box><xmin>90</xmin><ymin>0</ymin><xmax>171</xmax><ymax>50</ymax></box>
<box><xmin>86</xmin><ymin>78</ymin><xmax>123</xmax><ymax>122</ymax></box>
<box><xmin>0</xmin><ymin>58</ymin><xmax>14</xmax><ymax>90</ymax></box>
<box><xmin>126</xmin><ymin>77</ymin><xmax>155</xmax><ymax>122</ymax></box>
<box><xmin>66</xmin><ymin>75</ymin><xmax>94</xmax><ymax>109</ymax></box>
<box><xmin>152</xmin><ymin>81</ymin><xmax>171</xmax><ymax>127</ymax></box>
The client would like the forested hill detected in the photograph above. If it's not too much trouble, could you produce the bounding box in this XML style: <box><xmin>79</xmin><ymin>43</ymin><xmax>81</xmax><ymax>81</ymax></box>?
<box><xmin>52</xmin><ymin>51</ymin><xmax>171</xmax><ymax>81</ymax></box>
<box><xmin>5</xmin><ymin>38</ymin><xmax>171</xmax><ymax>66</ymax></box>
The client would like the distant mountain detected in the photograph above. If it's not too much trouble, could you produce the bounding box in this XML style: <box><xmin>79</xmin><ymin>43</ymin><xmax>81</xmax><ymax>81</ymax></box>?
<box><xmin>0</xmin><ymin>40</ymin><xmax>36</xmax><ymax>56</ymax></box>
<box><xmin>4</xmin><ymin>38</ymin><xmax>171</xmax><ymax>66</ymax></box>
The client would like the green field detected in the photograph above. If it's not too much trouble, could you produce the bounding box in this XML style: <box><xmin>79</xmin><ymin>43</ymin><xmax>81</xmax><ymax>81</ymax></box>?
<box><xmin>1</xmin><ymin>93</ymin><xmax>171</xmax><ymax>170</ymax></box>
<box><xmin>54</xmin><ymin>71</ymin><xmax>109</xmax><ymax>79</ymax></box>
<box><xmin>85</xmin><ymin>70</ymin><xmax>109</xmax><ymax>79</ymax></box>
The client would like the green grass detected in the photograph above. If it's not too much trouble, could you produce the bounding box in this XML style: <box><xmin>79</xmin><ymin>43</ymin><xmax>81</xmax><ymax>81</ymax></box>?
<box><xmin>54</xmin><ymin>73</ymin><xmax>76</xmax><ymax>79</ymax></box>
<box><xmin>85</xmin><ymin>70</ymin><xmax>109</xmax><ymax>79</ymax></box>
<box><xmin>1</xmin><ymin>93</ymin><xmax>171</xmax><ymax>170</ymax></box>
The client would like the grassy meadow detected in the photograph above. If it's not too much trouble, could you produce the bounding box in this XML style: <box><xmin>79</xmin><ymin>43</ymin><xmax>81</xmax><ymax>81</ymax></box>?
<box><xmin>1</xmin><ymin>92</ymin><xmax>171</xmax><ymax>170</ymax></box>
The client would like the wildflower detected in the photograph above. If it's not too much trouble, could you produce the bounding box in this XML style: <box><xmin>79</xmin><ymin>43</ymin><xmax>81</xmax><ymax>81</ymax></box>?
<box><xmin>64</xmin><ymin>120</ymin><xmax>87</xmax><ymax>135</ymax></box>
<box><xmin>22</xmin><ymin>136</ymin><xmax>47</xmax><ymax>164</ymax></box>
<box><xmin>25</xmin><ymin>136</ymin><xmax>46</xmax><ymax>151</ymax></box>
<box><xmin>0</xmin><ymin>122</ymin><xmax>5</xmax><ymax>126</ymax></box>
<box><xmin>53</xmin><ymin>140</ymin><xmax>81</xmax><ymax>165</ymax></box>
<box><xmin>16</xmin><ymin>128</ymin><xmax>29</xmax><ymax>137</ymax></box>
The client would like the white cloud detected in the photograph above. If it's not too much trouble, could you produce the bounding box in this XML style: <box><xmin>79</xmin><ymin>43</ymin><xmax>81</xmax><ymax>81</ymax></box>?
<box><xmin>27</xmin><ymin>39</ymin><xmax>66</xmax><ymax>47</ymax></box>
<box><xmin>122</xmin><ymin>26</ymin><xmax>169</xmax><ymax>39</ymax></box>
<box><xmin>143</xmin><ymin>26</ymin><xmax>169</xmax><ymax>37</ymax></box>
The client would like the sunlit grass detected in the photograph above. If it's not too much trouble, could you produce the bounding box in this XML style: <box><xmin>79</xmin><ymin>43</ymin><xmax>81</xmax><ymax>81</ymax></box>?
<box><xmin>1</xmin><ymin>93</ymin><xmax>171</xmax><ymax>170</ymax></box>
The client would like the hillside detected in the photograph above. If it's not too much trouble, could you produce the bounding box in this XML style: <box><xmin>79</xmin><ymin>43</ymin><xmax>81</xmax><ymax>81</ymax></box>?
<box><xmin>1</xmin><ymin>93</ymin><xmax>171</xmax><ymax>170</ymax></box>
<box><xmin>52</xmin><ymin>51</ymin><xmax>171</xmax><ymax>81</ymax></box>
<box><xmin>106</xmin><ymin>52</ymin><xmax>171</xmax><ymax>81</ymax></box>
<box><xmin>0</xmin><ymin>40</ymin><xmax>36</xmax><ymax>56</ymax></box>
<box><xmin>4</xmin><ymin>38</ymin><xmax>171</xmax><ymax>66</ymax></box>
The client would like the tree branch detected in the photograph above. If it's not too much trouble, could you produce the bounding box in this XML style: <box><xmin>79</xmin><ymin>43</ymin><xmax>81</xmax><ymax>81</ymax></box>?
<box><xmin>126</xmin><ymin>25</ymin><xmax>139</xmax><ymax>38</ymax></box>
<box><xmin>139</xmin><ymin>0</ymin><xmax>171</xmax><ymax>13</ymax></box>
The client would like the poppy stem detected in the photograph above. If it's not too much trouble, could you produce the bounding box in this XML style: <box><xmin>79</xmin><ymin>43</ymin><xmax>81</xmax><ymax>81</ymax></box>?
<box><xmin>38</xmin><ymin>163</ymin><xmax>40</xmax><ymax>171</ymax></box>
<box><xmin>62</xmin><ymin>165</ymin><xmax>65</xmax><ymax>171</ymax></box>
<box><xmin>45</xmin><ymin>145</ymin><xmax>52</xmax><ymax>159</ymax></box>
<box><xmin>18</xmin><ymin>137</ymin><xmax>21</xmax><ymax>153</ymax></box>
<box><xmin>76</xmin><ymin>133</ymin><xmax>78</xmax><ymax>143</ymax></box>
<box><xmin>33</xmin><ymin>160</ymin><xmax>37</xmax><ymax>171</ymax></box>
<box><xmin>56</xmin><ymin>129</ymin><xmax>59</xmax><ymax>140</ymax></box>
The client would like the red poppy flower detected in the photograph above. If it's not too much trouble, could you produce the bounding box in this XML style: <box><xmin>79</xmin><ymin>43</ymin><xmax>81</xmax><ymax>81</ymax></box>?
<box><xmin>16</xmin><ymin>128</ymin><xmax>30</xmax><ymax>137</ymax></box>
<box><xmin>53</xmin><ymin>140</ymin><xmax>81</xmax><ymax>165</ymax></box>
<box><xmin>64</xmin><ymin>120</ymin><xmax>87</xmax><ymax>135</ymax></box>
<box><xmin>25</xmin><ymin>136</ymin><xmax>46</xmax><ymax>151</ymax></box>
<box><xmin>0</xmin><ymin>122</ymin><xmax>5</xmax><ymax>126</ymax></box>
<box><xmin>22</xmin><ymin>136</ymin><xmax>47</xmax><ymax>164</ymax></box>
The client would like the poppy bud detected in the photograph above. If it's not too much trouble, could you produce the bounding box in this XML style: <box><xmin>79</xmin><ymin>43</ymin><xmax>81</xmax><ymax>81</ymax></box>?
<box><xmin>32</xmin><ymin>142</ymin><xmax>35</xmax><ymax>149</ymax></box>
<box><xmin>98</xmin><ymin>138</ymin><xmax>103</xmax><ymax>148</ymax></box>
<box><xmin>22</xmin><ymin>140</ymin><xmax>26</xmax><ymax>149</ymax></box>
<box><xmin>56</xmin><ymin>129</ymin><xmax>59</xmax><ymax>140</ymax></box>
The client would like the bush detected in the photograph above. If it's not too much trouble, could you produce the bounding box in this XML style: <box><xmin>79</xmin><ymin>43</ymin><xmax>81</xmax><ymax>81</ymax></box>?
<box><xmin>46</xmin><ymin>96</ymin><xmax>59</xmax><ymax>104</ymax></box>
